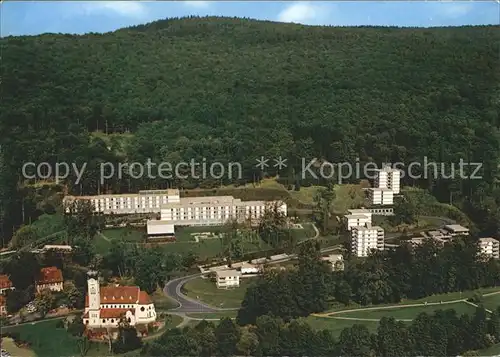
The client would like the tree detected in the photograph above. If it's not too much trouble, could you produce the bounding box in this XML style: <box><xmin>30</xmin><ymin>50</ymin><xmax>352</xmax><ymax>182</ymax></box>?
<box><xmin>338</xmin><ymin>324</ymin><xmax>374</xmax><ymax>357</ymax></box>
<box><xmin>113</xmin><ymin>316</ymin><xmax>143</xmax><ymax>354</ymax></box>
<box><xmin>215</xmin><ymin>317</ymin><xmax>241</xmax><ymax>357</ymax></box>
<box><xmin>236</xmin><ymin>328</ymin><xmax>260</xmax><ymax>356</ymax></box>
<box><xmin>34</xmin><ymin>289</ymin><xmax>55</xmax><ymax>317</ymax></box>
<box><xmin>313</xmin><ymin>182</ymin><xmax>336</xmax><ymax>234</ymax></box>
<box><xmin>77</xmin><ymin>336</ymin><xmax>90</xmax><ymax>357</ymax></box>
<box><xmin>63</xmin><ymin>281</ymin><xmax>84</xmax><ymax>309</ymax></box>
<box><xmin>5</xmin><ymin>252</ymin><xmax>40</xmax><ymax>290</ymax></box>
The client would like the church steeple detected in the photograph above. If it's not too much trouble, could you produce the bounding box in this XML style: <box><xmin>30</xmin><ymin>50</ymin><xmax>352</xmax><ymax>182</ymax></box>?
<box><xmin>87</xmin><ymin>270</ymin><xmax>100</xmax><ymax>326</ymax></box>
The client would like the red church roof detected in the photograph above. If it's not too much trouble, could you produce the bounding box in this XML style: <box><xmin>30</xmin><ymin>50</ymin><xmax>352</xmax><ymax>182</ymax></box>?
<box><xmin>37</xmin><ymin>267</ymin><xmax>63</xmax><ymax>285</ymax></box>
<box><xmin>0</xmin><ymin>275</ymin><xmax>12</xmax><ymax>289</ymax></box>
<box><xmin>84</xmin><ymin>286</ymin><xmax>152</xmax><ymax>307</ymax></box>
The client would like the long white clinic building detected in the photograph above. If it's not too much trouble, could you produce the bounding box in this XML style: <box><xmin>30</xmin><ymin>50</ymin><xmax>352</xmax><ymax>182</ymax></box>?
<box><xmin>345</xmin><ymin>209</ymin><xmax>372</xmax><ymax>231</ymax></box>
<box><xmin>63</xmin><ymin>189</ymin><xmax>181</xmax><ymax>214</ymax></box>
<box><xmin>147</xmin><ymin>196</ymin><xmax>287</xmax><ymax>237</ymax></box>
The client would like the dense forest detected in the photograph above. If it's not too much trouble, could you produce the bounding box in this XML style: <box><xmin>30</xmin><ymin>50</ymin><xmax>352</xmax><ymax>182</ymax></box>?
<box><xmin>1</xmin><ymin>17</ymin><xmax>500</xmax><ymax>243</ymax></box>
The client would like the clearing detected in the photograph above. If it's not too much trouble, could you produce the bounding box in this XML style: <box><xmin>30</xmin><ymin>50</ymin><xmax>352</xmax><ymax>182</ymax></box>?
<box><xmin>182</xmin><ymin>277</ymin><xmax>257</xmax><ymax>308</ymax></box>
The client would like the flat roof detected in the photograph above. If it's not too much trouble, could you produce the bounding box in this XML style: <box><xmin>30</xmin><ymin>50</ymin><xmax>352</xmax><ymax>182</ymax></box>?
<box><xmin>216</xmin><ymin>269</ymin><xmax>241</xmax><ymax>278</ymax></box>
<box><xmin>354</xmin><ymin>225</ymin><xmax>383</xmax><ymax>231</ymax></box>
<box><xmin>348</xmin><ymin>209</ymin><xmax>371</xmax><ymax>214</ymax></box>
<box><xmin>444</xmin><ymin>224</ymin><xmax>469</xmax><ymax>232</ymax></box>
<box><xmin>369</xmin><ymin>187</ymin><xmax>393</xmax><ymax>192</ymax></box>
<box><xmin>346</xmin><ymin>214</ymin><xmax>371</xmax><ymax>220</ymax></box>
<box><xmin>479</xmin><ymin>237</ymin><xmax>499</xmax><ymax>243</ymax></box>
<box><xmin>65</xmin><ymin>189</ymin><xmax>180</xmax><ymax>200</ymax></box>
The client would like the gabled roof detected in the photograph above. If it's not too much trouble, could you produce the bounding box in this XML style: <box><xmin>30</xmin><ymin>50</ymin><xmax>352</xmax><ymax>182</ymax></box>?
<box><xmin>84</xmin><ymin>285</ymin><xmax>153</xmax><ymax>307</ymax></box>
<box><xmin>37</xmin><ymin>267</ymin><xmax>63</xmax><ymax>285</ymax></box>
<box><xmin>0</xmin><ymin>274</ymin><xmax>12</xmax><ymax>289</ymax></box>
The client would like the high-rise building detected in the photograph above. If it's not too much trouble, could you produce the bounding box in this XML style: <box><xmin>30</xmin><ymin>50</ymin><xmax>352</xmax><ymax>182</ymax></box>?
<box><xmin>479</xmin><ymin>238</ymin><xmax>500</xmax><ymax>259</ymax></box>
<box><xmin>374</xmin><ymin>166</ymin><xmax>400</xmax><ymax>194</ymax></box>
<box><xmin>351</xmin><ymin>223</ymin><xmax>384</xmax><ymax>257</ymax></box>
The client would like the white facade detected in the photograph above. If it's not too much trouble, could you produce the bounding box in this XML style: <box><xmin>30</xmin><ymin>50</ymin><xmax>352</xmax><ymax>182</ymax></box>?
<box><xmin>147</xmin><ymin>196</ymin><xmax>287</xmax><ymax>234</ymax></box>
<box><xmin>479</xmin><ymin>238</ymin><xmax>500</xmax><ymax>259</ymax></box>
<box><xmin>345</xmin><ymin>209</ymin><xmax>372</xmax><ymax>231</ymax></box>
<box><xmin>443</xmin><ymin>224</ymin><xmax>470</xmax><ymax>237</ymax></box>
<box><xmin>64</xmin><ymin>189</ymin><xmax>181</xmax><ymax>214</ymax></box>
<box><xmin>36</xmin><ymin>281</ymin><xmax>63</xmax><ymax>293</ymax></box>
<box><xmin>216</xmin><ymin>270</ymin><xmax>241</xmax><ymax>289</ymax></box>
<box><xmin>240</xmin><ymin>263</ymin><xmax>260</xmax><ymax>274</ymax></box>
<box><xmin>368</xmin><ymin>188</ymin><xmax>394</xmax><ymax>205</ymax></box>
<box><xmin>375</xmin><ymin>167</ymin><xmax>401</xmax><ymax>194</ymax></box>
<box><xmin>83</xmin><ymin>272</ymin><xmax>156</xmax><ymax>329</ymax></box>
<box><xmin>351</xmin><ymin>224</ymin><xmax>384</xmax><ymax>257</ymax></box>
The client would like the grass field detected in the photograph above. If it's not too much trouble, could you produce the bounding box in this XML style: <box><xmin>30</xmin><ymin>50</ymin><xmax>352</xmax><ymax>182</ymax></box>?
<box><xmin>478</xmin><ymin>343</ymin><xmax>500</xmax><ymax>356</ymax></box>
<box><xmin>337</xmin><ymin>302</ymin><xmax>476</xmax><ymax>320</ymax></box>
<box><xmin>305</xmin><ymin>316</ymin><xmax>381</xmax><ymax>337</ymax></box>
<box><xmin>2</xmin><ymin>319</ymin><xmax>80</xmax><ymax>357</ymax></box>
<box><xmin>481</xmin><ymin>293</ymin><xmax>500</xmax><ymax>312</ymax></box>
<box><xmin>182</xmin><ymin>277</ymin><xmax>256</xmax><ymax>308</ymax></box>
<box><xmin>1</xmin><ymin>337</ymin><xmax>36</xmax><ymax>357</ymax></box>
<box><xmin>186</xmin><ymin>311</ymin><xmax>238</xmax><ymax>319</ymax></box>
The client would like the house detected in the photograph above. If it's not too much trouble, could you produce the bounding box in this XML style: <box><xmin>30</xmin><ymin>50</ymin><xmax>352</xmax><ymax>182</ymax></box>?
<box><xmin>83</xmin><ymin>271</ymin><xmax>156</xmax><ymax>329</ymax></box>
<box><xmin>240</xmin><ymin>263</ymin><xmax>260</xmax><ymax>275</ymax></box>
<box><xmin>215</xmin><ymin>270</ymin><xmax>241</xmax><ymax>289</ymax></box>
<box><xmin>36</xmin><ymin>267</ymin><xmax>64</xmax><ymax>293</ymax></box>
<box><xmin>321</xmin><ymin>254</ymin><xmax>344</xmax><ymax>271</ymax></box>
<box><xmin>442</xmin><ymin>224</ymin><xmax>469</xmax><ymax>237</ymax></box>
<box><xmin>479</xmin><ymin>238</ymin><xmax>500</xmax><ymax>259</ymax></box>
<box><xmin>351</xmin><ymin>223</ymin><xmax>384</xmax><ymax>257</ymax></box>
<box><xmin>0</xmin><ymin>275</ymin><xmax>14</xmax><ymax>295</ymax></box>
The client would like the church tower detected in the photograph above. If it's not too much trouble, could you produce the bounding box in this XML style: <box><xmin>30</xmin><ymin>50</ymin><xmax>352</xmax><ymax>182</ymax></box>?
<box><xmin>87</xmin><ymin>270</ymin><xmax>100</xmax><ymax>326</ymax></box>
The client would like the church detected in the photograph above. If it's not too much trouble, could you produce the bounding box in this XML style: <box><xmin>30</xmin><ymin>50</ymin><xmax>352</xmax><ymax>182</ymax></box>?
<box><xmin>83</xmin><ymin>271</ymin><xmax>157</xmax><ymax>329</ymax></box>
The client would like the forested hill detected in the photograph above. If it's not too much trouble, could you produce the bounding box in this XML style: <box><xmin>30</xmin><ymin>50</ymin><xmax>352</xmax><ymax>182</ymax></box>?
<box><xmin>1</xmin><ymin>17</ymin><xmax>500</xmax><ymax>240</ymax></box>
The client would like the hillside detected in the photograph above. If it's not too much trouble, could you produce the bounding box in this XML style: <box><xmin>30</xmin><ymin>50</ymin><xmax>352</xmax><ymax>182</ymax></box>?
<box><xmin>1</xmin><ymin>17</ymin><xmax>500</xmax><ymax>240</ymax></box>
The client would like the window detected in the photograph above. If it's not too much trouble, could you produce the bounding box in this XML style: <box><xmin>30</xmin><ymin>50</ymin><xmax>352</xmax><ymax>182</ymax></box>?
<box><xmin>140</xmin><ymin>307</ymin><xmax>145</xmax><ymax>312</ymax></box>
<box><xmin>102</xmin><ymin>319</ymin><xmax>105</xmax><ymax>323</ymax></box>
<box><xmin>111</xmin><ymin>319</ymin><xmax>114</xmax><ymax>323</ymax></box>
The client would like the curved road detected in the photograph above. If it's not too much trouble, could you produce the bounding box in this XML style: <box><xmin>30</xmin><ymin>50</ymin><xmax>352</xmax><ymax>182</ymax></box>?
<box><xmin>164</xmin><ymin>274</ymin><xmax>239</xmax><ymax>313</ymax></box>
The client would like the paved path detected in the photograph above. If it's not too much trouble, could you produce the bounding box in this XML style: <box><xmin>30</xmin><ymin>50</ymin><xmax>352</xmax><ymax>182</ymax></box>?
<box><xmin>164</xmin><ymin>274</ymin><xmax>239</xmax><ymax>313</ymax></box>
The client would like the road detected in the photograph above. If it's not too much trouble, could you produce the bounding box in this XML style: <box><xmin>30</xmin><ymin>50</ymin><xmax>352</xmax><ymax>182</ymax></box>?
<box><xmin>164</xmin><ymin>244</ymin><xmax>343</xmax><ymax>313</ymax></box>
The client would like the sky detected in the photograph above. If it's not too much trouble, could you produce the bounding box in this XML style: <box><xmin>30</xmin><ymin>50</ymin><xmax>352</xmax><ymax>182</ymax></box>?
<box><xmin>2</xmin><ymin>1</ymin><xmax>499</xmax><ymax>37</ymax></box>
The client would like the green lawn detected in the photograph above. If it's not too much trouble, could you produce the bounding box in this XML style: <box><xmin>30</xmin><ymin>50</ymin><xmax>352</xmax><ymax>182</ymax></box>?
<box><xmin>182</xmin><ymin>277</ymin><xmax>256</xmax><ymax>308</ymax></box>
<box><xmin>304</xmin><ymin>316</ymin><xmax>381</xmax><ymax>337</ymax></box>
<box><xmin>186</xmin><ymin>311</ymin><xmax>238</xmax><ymax>319</ymax></box>
<box><xmin>322</xmin><ymin>287</ymin><xmax>500</xmax><ymax>314</ymax></box>
<box><xmin>338</xmin><ymin>302</ymin><xmax>476</xmax><ymax>320</ymax></box>
<box><xmin>93</xmin><ymin>232</ymin><xmax>113</xmax><ymax>254</ymax></box>
<box><xmin>2</xmin><ymin>319</ymin><xmax>81</xmax><ymax>357</ymax></box>
<box><xmin>101</xmin><ymin>227</ymin><xmax>146</xmax><ymax>242</ymax></box>
<box><xmin>480</xmin><ymin>293</ymin><xmax>500</xmax><ymax>312</ymax></box>
<box><xmin>1</xmin><ymin>337</ymin><xmax>36</xmax><ymax>357</ymax></box>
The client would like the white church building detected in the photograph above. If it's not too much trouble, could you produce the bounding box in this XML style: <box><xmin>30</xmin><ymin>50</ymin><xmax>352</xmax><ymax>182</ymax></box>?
<box><xmin>83</xmin><ymin>271</ymin><xmax>157</xmax><ymax>329</ymax></box>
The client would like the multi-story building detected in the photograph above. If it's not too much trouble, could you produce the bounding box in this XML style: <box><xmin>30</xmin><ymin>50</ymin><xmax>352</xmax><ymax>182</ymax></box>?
<box><xmin>215</xmin><ymin>270</ymin><xmax>241</xmax><ymax>289</ymax></box>
<box><xmin>63</xmin><ymin>189</ymin><xmax>181</xmax><ymax>214</ymax></box>
<box><xmin>442</xmin><ymin>224</ymin><xmax>470</xmax><ymax>237</ymax></box>
<box><xmin>147</xmin><ymin>196</ymin><xmax>287</xmax><ymax>237</ymax></box>
<box><xmin>479</xmin><ymin>238</ymin><xmax>500</xmax><ymax>259</ymax></box>
<box><xmin>36</xmin><ymin>267</ymin><xmax>64</xmax><ymax>293</ymax></box>
<box><xmin>345</xmin><ymin>209</ymin><xmax>372</xmax><ymax>231</ymax></box>
<box><xmin>0</xmin><ymin>275</ymin><xmax>14</xmax><ymax>295</ymax></box>
<box><xmin>351</xmin><ymin>223</ymin><xmax>384</xmax><ymax>257</ymax></box>
<box><xmin>375</xmin><ymin>166</ymin><xmax>401</xmax><ymax>194</ymax></box>
<box><xmin>368</xmin><ymin>188</ymin><xmax>394</xmax><ymax>205</ymax></box>
<box><xmin>83</xmin><ymin>271</ymin><xmax>156</xmax><ymax>329</ymax></box>
<box><xmin>0</xmin><ymin>296</ymin><xmax>6</xmax><ymax>316</ymax></box>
